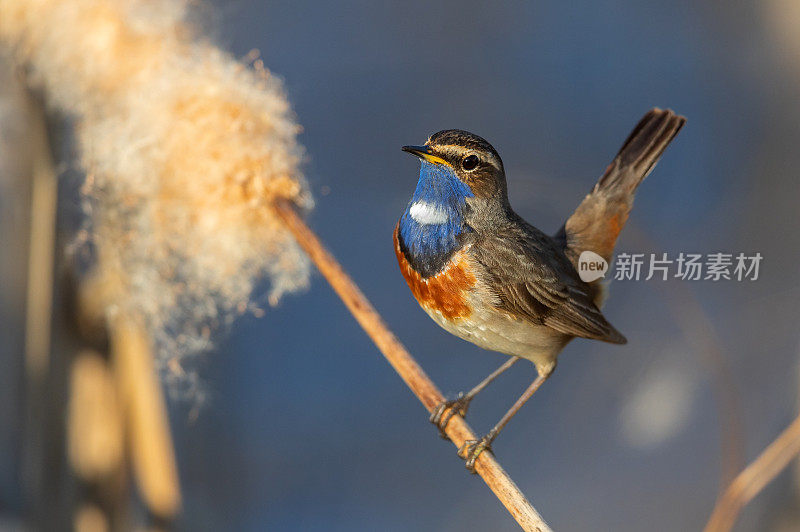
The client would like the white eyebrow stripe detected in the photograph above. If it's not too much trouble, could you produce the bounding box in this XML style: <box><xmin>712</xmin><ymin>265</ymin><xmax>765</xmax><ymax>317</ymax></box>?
<box><xmin>409</xmin><ymin>201</ymin><xmax>449</xmax><ymax>225</ymax></box>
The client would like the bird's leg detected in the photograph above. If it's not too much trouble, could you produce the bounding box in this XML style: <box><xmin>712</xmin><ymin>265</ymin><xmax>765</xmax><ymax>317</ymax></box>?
<box><xmin>430</xmin><ymin>357</ymin><xmax>520</xmax><ymax>439</ymax></box>
<box><xmin>458</xmin><ymin>365</ymin><xmax>554</xmax><ymax>473</ymax></box>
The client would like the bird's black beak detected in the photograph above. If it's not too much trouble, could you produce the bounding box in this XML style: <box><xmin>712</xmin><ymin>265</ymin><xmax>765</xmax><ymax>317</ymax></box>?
<box><xmin>401</xmin><ymin>145</ymin><xmax>431</xmax><ymax>158</ymax></box>
<box><xmin>401</xmin><ymin>145</ymin><xmax>449</xmax><ymax>165</ymax></box>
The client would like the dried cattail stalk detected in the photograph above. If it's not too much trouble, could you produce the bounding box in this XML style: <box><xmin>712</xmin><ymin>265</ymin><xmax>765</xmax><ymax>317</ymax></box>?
<box><xmin>704</xmin><ymin>413</ymin><xmax>800</xmax><ymax>532</ymax></box>
<box><xmin>67</xmin><ymin>351</ymin><xmax>124</xmax><ymax>481</ymax></box>
<box><xmin>74</xmin><ymin>504</ymin><xmax>109</xmax><ymax>532</ymax></box>
<box><xmin>111</xmin><ymin>315</ymin><xmax>181</xmax><ymax>518</ymax></box>
<box><xmin>272</xmin><ymin>199</ymin><xmax>553</xmax><ymax>532</ymax></box>
<box><xmin>0</xmin><ymin>0</ymin><xmax>313</xmax><ymax>393</ymax></box>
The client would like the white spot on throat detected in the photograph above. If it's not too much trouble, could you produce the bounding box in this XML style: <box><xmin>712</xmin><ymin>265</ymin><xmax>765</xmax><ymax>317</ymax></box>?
<box><xmin>409</xmin><ymin>201</ymin><xmax>448</xmax><ymax>225</ymax></box>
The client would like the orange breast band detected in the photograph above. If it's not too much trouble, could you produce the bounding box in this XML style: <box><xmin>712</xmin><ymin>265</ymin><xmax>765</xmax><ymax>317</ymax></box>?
<box><xmin>393</xmin><ymin>224</ymin><xmax>476</xmax><ymax>320</ymax></box>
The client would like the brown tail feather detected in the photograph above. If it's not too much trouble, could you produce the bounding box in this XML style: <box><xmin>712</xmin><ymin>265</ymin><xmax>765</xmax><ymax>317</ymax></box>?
<box><xmin>557</xmin><ymin>108</ymin><xmax>686</xmax><ymax>268</ymax></box>
<box><xmin>596</xmin><ymin>108</ymin><xmax>686</xmax><ymax>193</ymax></box>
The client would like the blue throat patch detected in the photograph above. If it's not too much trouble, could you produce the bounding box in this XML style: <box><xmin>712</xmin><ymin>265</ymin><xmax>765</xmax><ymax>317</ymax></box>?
<box><xmin>398</xmin><ymin>161</ymin><xmax>473</xmax><ymax>277</ymax></box>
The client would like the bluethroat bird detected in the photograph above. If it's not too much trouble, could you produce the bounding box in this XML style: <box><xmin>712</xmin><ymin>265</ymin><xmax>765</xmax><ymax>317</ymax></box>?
<box><xmin>394</xmin><ymin>108</ymin><xmax>686</xmax><ymax>471</ymax></box>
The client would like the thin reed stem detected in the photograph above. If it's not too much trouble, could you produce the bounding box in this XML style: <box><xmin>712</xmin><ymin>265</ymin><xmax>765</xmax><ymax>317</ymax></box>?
<box><xmin>704</xmin><ymin>413</ymin><xmax>800</xmax><ymax>532</ymax></box>
<box><xmin>111</xmin><ymin>315</ymin><xmax>181</xmax><ymax>519</ymax></box>
<box><xmin>272</xmin><ymin>198</ymin><xmax>552</xmax><ymax>532</ymax></box>
<box><xmin>21</xmin><ymin>89</ymin><xmax>61</xmax><ymax>527</ymax></box>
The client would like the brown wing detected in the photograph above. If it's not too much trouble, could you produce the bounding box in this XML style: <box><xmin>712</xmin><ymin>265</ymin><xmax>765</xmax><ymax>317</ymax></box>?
<box><xmin>472</xmin><ymin>220</ymin><xmax>627</xmax><ymax>344</ymax></box>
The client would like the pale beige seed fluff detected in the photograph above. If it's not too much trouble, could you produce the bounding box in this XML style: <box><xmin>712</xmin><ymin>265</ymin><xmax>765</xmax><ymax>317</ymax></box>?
<box><xmin>0</xmin><ymin>0</ymin><xmax>313</xmax><ymax>396</ymax></box>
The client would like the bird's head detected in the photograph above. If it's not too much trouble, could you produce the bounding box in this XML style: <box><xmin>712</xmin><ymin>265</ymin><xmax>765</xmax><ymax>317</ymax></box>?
<box><xmin>397</xmin><ymin>130</ymin><xmax>509</xmax><ymax>273</ymax></box>
<box><xmin>402</xmin><ymin>129</ymin><xmax>507</xmax><ymax>203</ymax></box>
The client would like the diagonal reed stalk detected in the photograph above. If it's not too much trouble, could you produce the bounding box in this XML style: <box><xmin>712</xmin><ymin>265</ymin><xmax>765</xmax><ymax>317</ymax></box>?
<box><xmin>271</xmin><ymin>198</ymin><xmax>552</xmax><ymax>532</ymax></box>
<box><xmin>704</xmin><ymin>412</ymin><xmax>800</xmax><ymax>532</ymax></box>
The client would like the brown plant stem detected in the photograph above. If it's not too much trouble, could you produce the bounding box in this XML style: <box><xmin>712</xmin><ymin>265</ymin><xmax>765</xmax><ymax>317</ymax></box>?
<box><xmin>20</xmin><ymin>86</ymin><xmax>64</xmax><ymax>528</ymax></box>
<box><xmin>704</xmin><ymin>413</ymin><xmax>800</xmax><ymax>532</ymax></box>
<box><xmin>272</xmin><ymin>198</ymin><xmax>552</xmax><ymax>532</ymax></box>
<box><xmin>110</xmin><ymin>315</ymin><xmax>181</xmax><ymax>519</ymax></box>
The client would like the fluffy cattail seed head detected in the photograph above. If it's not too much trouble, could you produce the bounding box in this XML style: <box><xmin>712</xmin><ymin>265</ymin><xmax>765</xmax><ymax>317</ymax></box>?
<box><xmin>0</xmin><ymin>0</ymin><xmax>313</xmax><ymax>399</ymax></box>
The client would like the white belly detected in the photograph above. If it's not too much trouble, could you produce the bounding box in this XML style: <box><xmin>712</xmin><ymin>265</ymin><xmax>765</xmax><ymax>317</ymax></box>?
<box><xmin>421</xmin><ymin>293</ymin><xmax>567</xmax><ymax>374</ymax></box>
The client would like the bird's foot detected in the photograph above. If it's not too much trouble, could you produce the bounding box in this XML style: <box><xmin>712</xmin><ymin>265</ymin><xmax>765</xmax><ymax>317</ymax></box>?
<box><xmin>429</xmin><ymin>393</ymin><xmax>471</xmax><ymax>439</ymax></box>
<box><xmin>457</xmin><ymin>430</ymin><xmax>497</xmax><ymax>473</ymax></box>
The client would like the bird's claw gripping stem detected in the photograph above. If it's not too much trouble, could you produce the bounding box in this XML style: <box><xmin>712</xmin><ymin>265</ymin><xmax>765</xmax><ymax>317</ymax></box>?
<box><xmin>429</xmin><ymin>393</ymin><xmax>471</xmax><ymax>439</ymax></box>
<box><xmin>457</xmin><ymin>430</ymin><xmax>497</xmax><ymax>473</ymax></box>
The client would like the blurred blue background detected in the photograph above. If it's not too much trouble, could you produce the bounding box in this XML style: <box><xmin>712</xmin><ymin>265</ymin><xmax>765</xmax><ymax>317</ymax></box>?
<box><xmin>5</xmin><ymin>0</ymin><xmax>800</xmax><ymax>530</ymax></box>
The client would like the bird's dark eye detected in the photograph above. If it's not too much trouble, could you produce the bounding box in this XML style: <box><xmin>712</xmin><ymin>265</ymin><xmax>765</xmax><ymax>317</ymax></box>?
<box><xmin>461</xmin><ymin>154</ymin><xmax>479</xmax><ymax>171</ymax></box>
